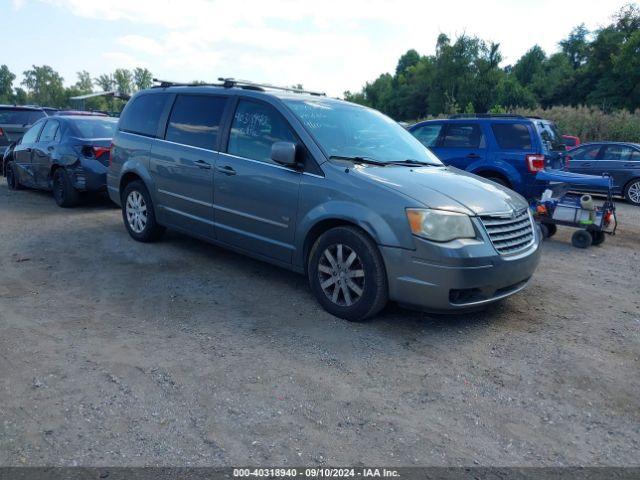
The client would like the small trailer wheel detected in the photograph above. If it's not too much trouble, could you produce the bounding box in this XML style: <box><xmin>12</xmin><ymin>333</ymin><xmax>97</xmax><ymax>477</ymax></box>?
<box><xmin>590</xmin><ymin>230</ymin><xmax>606</xmax><ymax>246</ymax></box>
<box><xmin>571</xmin><ymin>230</ymin><xmax>593</xmax><ymax>249</ymax></box>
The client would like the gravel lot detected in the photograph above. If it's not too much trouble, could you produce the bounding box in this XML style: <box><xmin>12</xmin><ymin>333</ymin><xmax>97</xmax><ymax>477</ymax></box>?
<box><xmin>0</xmin><ymin>182</ymin><xmax>638</xmax><ymax>467</ymax></box>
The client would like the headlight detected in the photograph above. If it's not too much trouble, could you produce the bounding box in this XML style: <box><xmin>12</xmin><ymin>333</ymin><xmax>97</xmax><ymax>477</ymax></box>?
<box><xmin>406</xmin><ymin>208</ymin><xmax>476</xmax><ymax>242</ymax></box>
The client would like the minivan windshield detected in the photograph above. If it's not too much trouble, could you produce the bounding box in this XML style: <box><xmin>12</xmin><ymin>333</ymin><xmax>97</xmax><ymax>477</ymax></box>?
<box><xmin>284</xmin><ymin>99</ymin><xmax>442</xmax><ymax>166</ymax></box>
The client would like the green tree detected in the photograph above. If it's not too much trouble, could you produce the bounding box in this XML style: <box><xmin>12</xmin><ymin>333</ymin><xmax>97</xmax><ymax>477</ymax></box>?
<box><xmin>95</xmin><ymin>74</ymin><xmax>115</xmax><ymax>92</ymax></box>
<box><xmin>75</xmin><ymin>70</ymin><xmax>93</xmax><ymax>93</ymax></box>
<box><xmin>133</xmin><ymin>67</ymin><xmax>153</xmax><ymax>91</ymax></box>
<box><xmin>113</xmin><ymin>68</ymin><xmax>133</xmax><ymax>95</ymax></box>
<box><xmin>560</xmin><ymin>24</ymin><xmax>590</xmax><ymax>69</ymax></box>
<box><xmin>21</xmin><ymin>65</ymin><xmax>66</xmax><ymax>107</ymax></box>
<box><xmin>395</xmin><ymin>49</ymin><xmax>420</xmax><ymax>75</ymax></box>
<box><xmin>0</xmin><ymin>64</ymin><xmax>16</xmax><ymax>103</ymax></box>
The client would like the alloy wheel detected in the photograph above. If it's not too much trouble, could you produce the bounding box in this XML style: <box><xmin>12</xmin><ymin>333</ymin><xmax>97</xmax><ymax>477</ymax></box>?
<box><xmin>628</xmin><ymin>181</ymin><xmax>640</xmax><ymax>204</ymax></box>
<box><xmin>318</xmin><ymin>243</ymin><xmax>365</xmax><ymax>307</ymax></box>
<box><xmin>126</xmin><ymin>190</ymin><xmax>148</xmax><ymax>234</ymax></box>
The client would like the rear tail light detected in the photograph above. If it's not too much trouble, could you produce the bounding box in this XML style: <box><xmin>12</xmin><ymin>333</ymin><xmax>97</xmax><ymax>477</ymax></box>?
<box><xmin>82</xmin><ymin>145</ymin><xmax>110</xmax><ymax>159</ymax></box>
<box><xmin>526</xmin><ymin>154</ymin><xmax>545</xmax><ymax>173</ymax></box>
<box><xmin>0</xmin><ymin>127</ymin><xmax>4</xmax><ymax>137</ymax></box>
<box><xmin>93</xmin><ymin>147</ymin><xmax>110</xmax><ymax>159</ymax></box>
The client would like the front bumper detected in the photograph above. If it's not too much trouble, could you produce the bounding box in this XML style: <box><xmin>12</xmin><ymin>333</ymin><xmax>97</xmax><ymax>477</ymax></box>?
<box><xmin>381</xmin><ymin>222</ymin><xmax>542</xmax><ymax>312</ymax></box>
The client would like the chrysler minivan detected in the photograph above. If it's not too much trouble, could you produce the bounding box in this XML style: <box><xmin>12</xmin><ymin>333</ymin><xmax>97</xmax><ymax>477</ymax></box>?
<box><xmin>108</xmin><ymin>80</ymin><xmax>542</xmax><ymax>321</ymax></box>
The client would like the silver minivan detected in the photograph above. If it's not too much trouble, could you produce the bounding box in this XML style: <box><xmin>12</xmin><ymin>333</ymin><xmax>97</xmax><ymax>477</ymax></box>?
<box><xmin>108</xmin><ymin>80</ymin><xmax>541</xmax><ymax>321</ymax></box>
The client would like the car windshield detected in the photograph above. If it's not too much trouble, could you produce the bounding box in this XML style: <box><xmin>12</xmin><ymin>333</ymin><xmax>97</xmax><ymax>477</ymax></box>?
<box><xmin>72</xmin><ymin>118</ymin><xmax>118</xmax><ymax>138</ymax></box>
<box><xmin>536</xmin><ymin>121</ymin><xmax>565</xmax><ymax>152</ymax></box>
<box><xmin>284</xmin><ymin>99</ymin><xmax>442</xmax><ymax>165</ymax></box>
<box><xmin>0</xmin><ymin>108</ymin><xmax>45</xmax><ymax>125</ymax></box>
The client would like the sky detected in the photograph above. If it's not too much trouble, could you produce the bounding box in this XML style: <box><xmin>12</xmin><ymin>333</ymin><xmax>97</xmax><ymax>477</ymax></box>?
<box><xmin>3</xmin><ymin>0</ymin><xmax>634</xmax><ymax>97</ymax></box>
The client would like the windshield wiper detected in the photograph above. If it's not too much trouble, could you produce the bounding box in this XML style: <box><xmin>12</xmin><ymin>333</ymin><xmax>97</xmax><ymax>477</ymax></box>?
<box><xmin>384</xmin><ymin>159</ymin><xmax>440</xmax><ymax>167</ymax></box>
<box><xmin>329</xmin><ymin>155</ymin><xmax>386</xmax><ymax>166</ymax></box>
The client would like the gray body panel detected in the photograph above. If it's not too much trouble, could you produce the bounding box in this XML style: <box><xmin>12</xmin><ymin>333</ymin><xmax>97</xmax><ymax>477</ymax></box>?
<box><xmin>108</xmin><ymin>86</ymin><xmax>541</xmax><ymax>311</ymax></box>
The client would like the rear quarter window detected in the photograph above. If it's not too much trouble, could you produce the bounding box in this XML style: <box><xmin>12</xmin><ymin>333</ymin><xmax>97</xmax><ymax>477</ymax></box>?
<box><xmin>491</xmin><ymin>123</ymin><xmax>532</xmax><ymax>150</ymax></box>
<box><xmin>119</xmin><ymin>94</ymin><xmax>168</xmax><ymax>137</ymax></box>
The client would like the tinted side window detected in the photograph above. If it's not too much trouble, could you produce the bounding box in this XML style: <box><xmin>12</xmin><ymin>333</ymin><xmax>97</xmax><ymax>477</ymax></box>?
<box><xmin>601</xmin><ymin>145</ymin><xmax>635</xmax><ymax>161</ymax></box>
<box><xmin>165</xmin><ymin>95</ymin><xmax>227</xmax><ymax>150</ymax></box>
<box><xmin>21</xmin><ymin>122</ymin><xmax>44</xmax><ymax>144</ymax></box>
<box><xmin>39</xmin><ymin>120</ymin><xmax>59</xmax><ymax>143</ymax></box>
<box><xmin>412</xmin><ymin>123</ymin><xmax>442</xmax><ymax>147</ymax></box>
<box><xmin>571</xmin><ymin>145</ymin><xmax>601</xmax><ymax>160</ymax></box>
<box><xmin>442</xmin><ymin>123</ymin><xmax>484</xmax><ymax>148</ymax></box>
<box><xmin>491</xmin><ymin>123</ymin><xmax>532</xmax><ymax>150</ymax></box>
<box><xmin>119</xmin><ymin>94</ymin><xmax>168</xmax><ymax>137</ymax></box>
<box><xmin>228</xmin><ymin>100</ymin><xmax>296</xmax><ymax>164</ymax></box>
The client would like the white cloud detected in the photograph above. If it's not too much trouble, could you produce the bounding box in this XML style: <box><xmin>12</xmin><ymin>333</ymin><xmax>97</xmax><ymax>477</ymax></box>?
<box><xmin>31</xmin><ymin>0</ymin><xmax>635</xmax><ymax>96</ymax></box>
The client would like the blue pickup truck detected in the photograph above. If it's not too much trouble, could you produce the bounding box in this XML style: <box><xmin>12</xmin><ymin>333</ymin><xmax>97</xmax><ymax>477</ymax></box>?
<box><xmin>409</xmin><ymin>114</ymin><xmax>566</xmax><ymax>199</ymax></box>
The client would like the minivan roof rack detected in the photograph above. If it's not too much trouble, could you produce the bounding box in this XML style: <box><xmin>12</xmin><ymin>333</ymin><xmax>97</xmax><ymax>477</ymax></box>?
<box><xmin>449</xmin><ymin>113</ymin><xmax>527</xmax><ymax>119</ymax></box>
<box><xmin>152</xmin><ymin>78</ymin><xmax>224</xmax><ymax>88</ymax></box>
<box><xmin>218</xmin><ymin>78</ymin><xmax>326</xmax><ymax>96</ymax></box>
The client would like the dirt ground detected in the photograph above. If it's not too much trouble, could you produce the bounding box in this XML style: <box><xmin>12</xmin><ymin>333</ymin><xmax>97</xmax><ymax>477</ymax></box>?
<box><xmin>0</xmin><ymin>182</ymin><xmax>638</xmax><ymax>467</ymax></box>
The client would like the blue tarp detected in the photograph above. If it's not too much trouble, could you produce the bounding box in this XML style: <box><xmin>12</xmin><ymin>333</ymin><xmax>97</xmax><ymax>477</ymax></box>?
<box><xmin>536</xmin><ymin>169</ymin><xmax>612</xmax><ymax>189</ymax></box>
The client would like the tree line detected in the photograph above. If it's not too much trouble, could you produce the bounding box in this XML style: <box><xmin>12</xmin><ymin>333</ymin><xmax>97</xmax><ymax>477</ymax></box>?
<box><xmin>0</xmin><ymin>65</ymin><xmax>154</xmax><ymax>112</ymax></box>
<box><xmin>344</xmin><ymin>4</ymin><xmax>640</xmax><ymax>120</ymax></box>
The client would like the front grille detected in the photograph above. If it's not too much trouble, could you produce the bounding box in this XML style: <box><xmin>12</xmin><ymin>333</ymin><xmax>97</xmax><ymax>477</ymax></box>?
<box><xmin>480</xmin><ymin>209</ymin><xmax>534</xmax><ymax>255</ymax></box>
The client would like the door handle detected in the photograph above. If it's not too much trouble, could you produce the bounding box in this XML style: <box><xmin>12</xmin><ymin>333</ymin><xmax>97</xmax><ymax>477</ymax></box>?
<box><xmin>216</xmin><ymin>165</ymin><xmax>236</xmax><ymax>175</ymax></box>
<box><xmin>47</xmin><ymin>146</ymin><xmax>54</xmax><ymax>151</ymax></box>
<box><xmin>25</xmin><ymin>148</ymin><xmax>32</xmax><ymax>153</ymax></box>
<box><xmin>195</xmin><ymin>159</ymin><xmax>211</xmax><ymax>170</ymax></box>
<box><xmin>466</xmin><ymin>153</ymin><xmax>480</xmax><ymax>159</ymax></box>
<box><xmin>583</xmin><ymin>163</ymin><xmax>592</xmax><ymax>167</ymax></box>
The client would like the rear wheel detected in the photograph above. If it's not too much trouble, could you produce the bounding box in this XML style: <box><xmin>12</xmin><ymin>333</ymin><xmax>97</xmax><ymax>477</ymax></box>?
<box><xmin>624</xmin><ymin>179</ymin><xmax>640</xmax><ymax>206</ymax></box>
<box><xmin>52</xmin><ymin>168</ymin><xmax>80</xmax><ymax>207</ymax></box>
<box><xmin>308</xmin><ymin>226</ymin><xmax>388</xmax><ymax>322</ymax></box>
<box><xmin>121</xmin><ymin>180</ymin><xmax>165</xmax><ymax>242</ymax></box>
<box><xmin>5</xmin><ymin>162</ymin><xmax>22</xmax><ymax>190</ymax></box>
<box><xmin>571</xmin><ymin>229</ymin><xmax>592</xmax><ymax>249</ymax></box>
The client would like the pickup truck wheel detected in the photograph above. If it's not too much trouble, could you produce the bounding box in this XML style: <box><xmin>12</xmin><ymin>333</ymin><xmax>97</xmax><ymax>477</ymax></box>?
<box><xmin>52</xmin><ymin>169</ymin><xmax>79</xmax><ymax>207</ymax></box>
<box><xmin>5</xmin><ymin>162</ymin><xmax>22</xmax><ymax>190</ymax></box>
<box><xmin>624</xmin><ymin>179</ymin><xmax>640</xmax><ymax>206</ymax></box>
<box><xmin>308</xmin><ymin>226</ymin><xmax>388</xmax><ymax>322</ymax></box>
<box><xmin>122</xmin><ymin>180</ymin><xmax>165</xmax><ymax>242</ymax></box>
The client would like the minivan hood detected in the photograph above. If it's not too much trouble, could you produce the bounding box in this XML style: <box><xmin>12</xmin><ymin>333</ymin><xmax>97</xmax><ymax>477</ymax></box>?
<box><xmin>350</xmin><ymin>164</ymin><xmax>528</xmax><ymax>215</ymax></box>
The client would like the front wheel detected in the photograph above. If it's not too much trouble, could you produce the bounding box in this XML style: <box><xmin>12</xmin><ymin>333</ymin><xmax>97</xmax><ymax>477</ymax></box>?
<box><xmin>308</xmin><ymin>226</ymin><xmax>388</xmax><ymax>322</ymax></box>
<box><xmin>5</xmin><ymin>162</ymin><xmax>22</xmax><ymax>190</ymax></box>
<box><xmin>121</xmin><ymin>180</ymin><xmax>165</xmax><ymax>242</ymax></box>
<box><xmin>624</xmin><ymin>179</ymin><xmax>640</xmax><ymax>206</ymax></box>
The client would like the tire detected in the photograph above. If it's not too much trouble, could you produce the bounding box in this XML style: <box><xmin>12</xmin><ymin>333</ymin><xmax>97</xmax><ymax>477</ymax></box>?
<box><xmin>590</xmin><ymin>230</ymin><xmax>606</xmax><ymax>246</ymax></box>
<box><xmin>571</xmin><ymin>229</ymin><xmax>593</xmax><ymax>249</ymax></box>
<box><xmin>52</xmin><ymin>168</ymin><xmax>80</xmax><ymax>207</ymax></box>
<box><xmin>544</xmin><ymin>223</ymin><xmax>557</xmax><ymax>238</ymax></box>
<box><xmin>623</xmin><ymin>179</ymin><xmax>640</xmax><ymax>206</ymax></box>
<box><xmin>121</xmin><ymin>180</ymin><xmax>165</xmax><ymax>242</ymax></box>
<box><xmin>5</xmin><ymin>162</ymin><xmax>22</xmax><ymax>190</ymax></box>
<box><xmin>308</xmin><ymin>226</ymin><xmax>388</xmax><ymax>322</ymax></box>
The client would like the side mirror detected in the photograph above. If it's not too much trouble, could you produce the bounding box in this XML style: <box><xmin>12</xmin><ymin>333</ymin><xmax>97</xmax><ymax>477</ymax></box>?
<box><xmin>271</xmin><ymin>141</ymin><xmax>298</xmax><ymax>167</ymax></box>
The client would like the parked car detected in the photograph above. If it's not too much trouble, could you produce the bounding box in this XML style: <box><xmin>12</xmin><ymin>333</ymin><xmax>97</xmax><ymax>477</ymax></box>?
<box><xmin>562</xmin><ymin>134</ymin><xmax>581</xmax><ymax>150</ymax></box>
<box><xmin>408</xmin><ymin>114</ymin><xmax>567</xmax><ymax>199</ymax></box>
<box><xmin>0</xmin><ymin>105</ymin><xmax>52</xmax><ymax>160</ymax></box>
<box><xmin>107</xmin><ymin>81</ymin><xmax>542</xmax><ymax>321</ymax></box>
<box><xmin>54</xmin><ymin>110</ymin><xmax>109</xmax><ymax>117</ymax></box>
<box><xmin>4</xmin><ymin>115</ymin><xmax>117</xmax><ymax>207</ymax></box>
<box><xmin>565</xmin><ymin>142</ymin><xmax>640</xmax><ymax>206</ymax></box>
